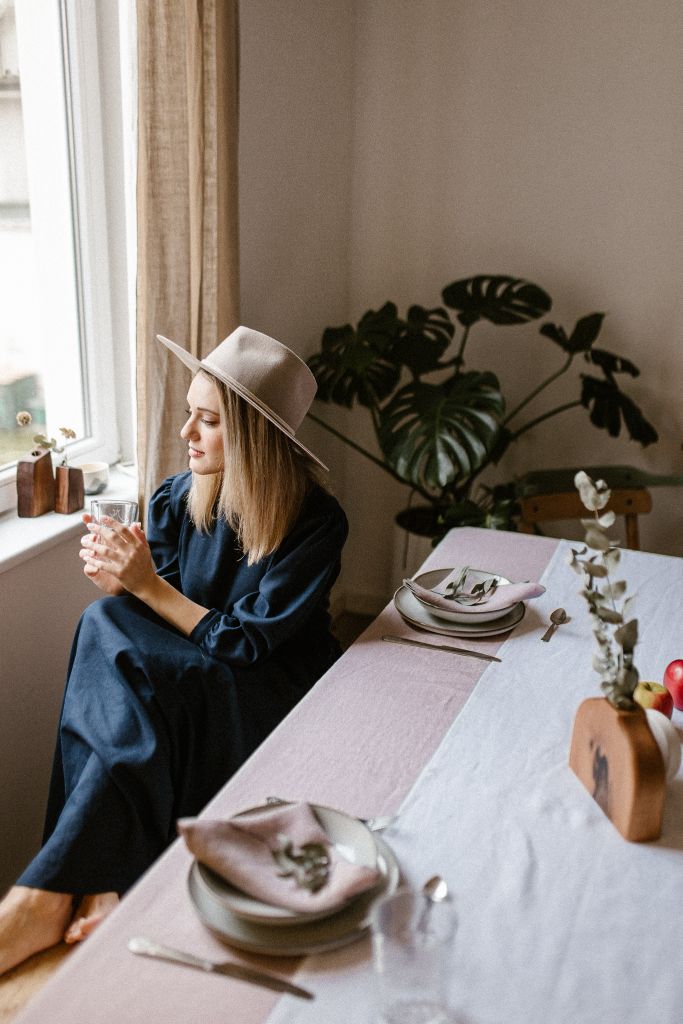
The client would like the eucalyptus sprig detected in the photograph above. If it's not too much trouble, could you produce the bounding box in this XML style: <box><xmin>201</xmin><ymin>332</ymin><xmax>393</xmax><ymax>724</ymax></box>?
<box><xmin>567</xmin><ymin>471</ymin><xmax>638</xmax><ymax>710</ymax></box>
<box><xmin>444</xmin><ymin>565</ymin><xmax>499</xmax><ymax>605</ymax></box>
<box><xmin>271</xmin><ymin>833</ymin><xmax>330</xmax><ymax>894</ymax></box>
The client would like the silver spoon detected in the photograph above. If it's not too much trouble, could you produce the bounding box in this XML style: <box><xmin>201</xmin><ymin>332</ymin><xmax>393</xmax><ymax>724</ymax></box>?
<box><xmin>417</xmin><ymin>875</ymin><xmax>449</xmax><ymax>933</ymax></box>
<box><xmin>541</xmin><ymin>607</ymin><xmax>567</xmax><ymax>642</ymax></box>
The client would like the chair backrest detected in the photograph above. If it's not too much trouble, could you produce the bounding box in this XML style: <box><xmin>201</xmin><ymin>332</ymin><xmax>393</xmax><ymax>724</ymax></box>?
<box><xmin>518</xmin><ymin>487</ymin><xmax>652</xmax><ymax>550</ymax></box>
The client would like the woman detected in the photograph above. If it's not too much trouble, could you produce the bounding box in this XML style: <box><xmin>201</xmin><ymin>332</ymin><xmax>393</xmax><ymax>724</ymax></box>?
<box><xmin>0</xmin><ymin>326</ymin><xmax>348</xmax><ymax>974</ymax></box>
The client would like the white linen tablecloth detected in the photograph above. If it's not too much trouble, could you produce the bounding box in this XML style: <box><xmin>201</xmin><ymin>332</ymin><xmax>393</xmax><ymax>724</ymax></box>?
<box><xmin>266</xmin><ymin>542</ymin><xmax>683</xmax><ymax>1024</ymax></box>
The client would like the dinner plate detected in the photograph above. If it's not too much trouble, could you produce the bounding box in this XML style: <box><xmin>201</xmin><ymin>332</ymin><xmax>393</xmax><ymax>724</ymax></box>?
<box><xmin>394</xmin><ymin>581</ymin><xmax>526</xmax><ymax>637</ymax></box>
<box><xmin>187</xmin><ymin>836</ymin><xmax>400</xmax><ymax>956</ymax></box>
<box><xmin>409</xmin><ymin>568</ymin><xmax>516</xmax><ymax>624</ymax></box>
<box><xmin>207</xmin><ymin>802</ymin><xmax>379</xmax><ymax>926</ymax></box>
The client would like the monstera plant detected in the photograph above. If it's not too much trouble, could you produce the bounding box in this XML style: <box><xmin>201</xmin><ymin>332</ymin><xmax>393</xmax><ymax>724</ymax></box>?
<box><xmin>307</xmin><ymin>275</ymin><xmax>658</xmax><ymax>537</ymax></box>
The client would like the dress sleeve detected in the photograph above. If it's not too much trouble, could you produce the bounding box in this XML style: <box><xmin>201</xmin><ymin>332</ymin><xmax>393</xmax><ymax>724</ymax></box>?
<box><xmin>188</xmin><ymin>493</ymin><xmax>348</xmax><ymax>668</ymax></box>
<box><xmin>146</xmin><ymin>475</ymin><xmax>185</xmax><ymax>591</ymax></box>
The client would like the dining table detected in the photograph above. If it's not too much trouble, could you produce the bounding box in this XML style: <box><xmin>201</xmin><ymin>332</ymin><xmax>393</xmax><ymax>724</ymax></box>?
<box><xmin>13</xmin><ymin>527</ymin><xmax>683</xmax><ymax>1024</ymax></box>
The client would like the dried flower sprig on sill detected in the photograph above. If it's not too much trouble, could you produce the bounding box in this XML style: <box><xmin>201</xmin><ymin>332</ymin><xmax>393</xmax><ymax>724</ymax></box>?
<box><xmin>16</xmin><ymin>412</ymin><xmax>78</xmax><ymax>466</ymax></box>
<box><xmin>567</xmin><ymin>470</ymin><xmax>638</xmax><ymax>710</ymax></box>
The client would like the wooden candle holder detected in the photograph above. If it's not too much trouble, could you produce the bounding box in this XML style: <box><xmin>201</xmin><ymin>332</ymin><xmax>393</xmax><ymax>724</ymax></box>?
<box><xmin>17</xmin><ymin>450</ymin><xmax>55</xmax><ymax>517</ymax></box>
<box><xmin>569</xmin><ymin>697</ymin><xmax>666</xmax><ymax>842</ymax></box>
<box><xmin>55</xmin><ymin>465</ymin><xmax>85</xmax><ymax>515</ymax></box>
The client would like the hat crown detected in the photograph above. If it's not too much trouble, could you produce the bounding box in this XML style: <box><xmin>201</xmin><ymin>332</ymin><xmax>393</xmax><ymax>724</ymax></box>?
<box><xmin>203</xmin><ymin>326</ymin><xmax>317</xmax><ymax>432</ymax></box>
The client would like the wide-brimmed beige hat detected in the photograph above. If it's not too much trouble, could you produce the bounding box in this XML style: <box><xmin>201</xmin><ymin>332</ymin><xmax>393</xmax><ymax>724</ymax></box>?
<box><xmin>157</xmin><ymin>326</ymin><xmax>327</xmax><ymax>470</ymax></box>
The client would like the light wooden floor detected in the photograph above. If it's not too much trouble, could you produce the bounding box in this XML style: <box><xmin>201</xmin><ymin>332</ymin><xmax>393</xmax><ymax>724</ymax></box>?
<box><xmin>0</xmin><ymin>944</ymin><xmax>73</xmax><ymax>1023</ymax></box>
<box><xmin>0</xmin><ymin>611</ymin><xmax>373</xmax><ymax>1021</ymax></box>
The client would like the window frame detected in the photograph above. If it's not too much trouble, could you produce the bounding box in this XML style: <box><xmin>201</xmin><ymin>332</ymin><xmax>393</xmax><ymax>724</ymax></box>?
<box><xmin>0</xmin><ymin>0</ymin><xmax>126</xmax><ymax>515</ymax></box>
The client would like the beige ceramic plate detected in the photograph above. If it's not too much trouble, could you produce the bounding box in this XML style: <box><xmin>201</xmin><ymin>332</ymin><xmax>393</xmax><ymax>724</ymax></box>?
<box><xmin>395</xmin><ymin>581</ymin><xmax>525</xmax><ymax>637</ymax></box>
<box><xmin>410</xmin><ymin>568</ymin><xmax>516</xmax><ymax>623</ymax></box>
<box><xmin>201</xmin><ymin>802</ymin><xmax>379</xmax><ymax>926</ymax></box>
<box><xmin>187</xmin><ymin>836</ymin><xmax>400</xmax><ymax>956</ymax></box>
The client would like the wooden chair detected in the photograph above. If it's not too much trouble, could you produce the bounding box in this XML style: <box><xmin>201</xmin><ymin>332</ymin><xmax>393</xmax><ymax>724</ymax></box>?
<box><xmin>516</xmin><ymin>466</ymin><xmax>653</xmax><ymax>550</ymax></box>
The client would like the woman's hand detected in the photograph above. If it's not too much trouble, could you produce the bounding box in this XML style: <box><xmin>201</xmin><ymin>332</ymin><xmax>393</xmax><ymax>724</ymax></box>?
<box><xmin>80</xmin><ymin>514</ymin><xmax>127</xmax><ymax>595</ymax></box>
<box><xmin>80</xmin><ymin>515</ymin><xmax>157</xmax><ymax>598</ymax></box>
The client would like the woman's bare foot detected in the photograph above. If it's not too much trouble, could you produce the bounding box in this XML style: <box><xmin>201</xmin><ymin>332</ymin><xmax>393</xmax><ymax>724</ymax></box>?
<box><xmin>64</xmin><ymin>892</ymin><xmax>119</xmax><ymax>944</ymax></box>
<box><xmin>0</xmin><ymin>886</ymin><xmax>74</xmax><ymax>975</ymax></box>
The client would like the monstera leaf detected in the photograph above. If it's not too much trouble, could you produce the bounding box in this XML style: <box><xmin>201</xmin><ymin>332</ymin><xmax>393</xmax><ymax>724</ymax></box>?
<box><xmin>441</xmin><ymin>275</ymin><xmax>552</xmax><ymax>328</ymax></box>
<box><xmin>390</xmin><ymin>305</ymin><xmax>455</xmax><ymax>376</ymax></box>
<box><xmin>378</xmin><ymin>371</ymin><xmax>504</xmax><ymax>492</ymax></box>
<box><xmin>580</xmin><ymin>375</ymin><xmax>658</xmax><ymax>446</ymax></box>
<box><xmin>540</xmin><ymin>313</ymin><xmax>605</xmax><ymax>353</ymax></box>
<box><xmin>307</xmin><ymin>303</ymin><xmax>402</xmax><ymax>409</ymax></box>
<box><xmin>585</xmin><ymin>348</ymin><xmax>639</xmax><ymax>381</ymax></box>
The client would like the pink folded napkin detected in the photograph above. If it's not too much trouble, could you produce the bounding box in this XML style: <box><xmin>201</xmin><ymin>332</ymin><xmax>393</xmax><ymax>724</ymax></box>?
<box><xmin>404</xmin><ymin>571</ymin><xmax>545</xmax><ymax>613</ymax></box>
<box><xmin>178</xmin><ymin>802</ymin><xmax>381</xmax><ymax>913</ymax></box>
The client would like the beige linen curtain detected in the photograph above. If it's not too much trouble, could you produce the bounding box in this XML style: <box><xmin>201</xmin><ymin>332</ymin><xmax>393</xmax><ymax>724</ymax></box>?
<box><xmin>136</xmin><ymin>0</ymin><xmax>240</xmax><ymax>513</ymax></box>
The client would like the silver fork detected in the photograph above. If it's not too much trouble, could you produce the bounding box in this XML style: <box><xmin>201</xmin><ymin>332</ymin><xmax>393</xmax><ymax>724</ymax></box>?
<box><xmin>265</xmin><ymin>796</ymin><xmax>395</xmax><ymax>833</ymax></box>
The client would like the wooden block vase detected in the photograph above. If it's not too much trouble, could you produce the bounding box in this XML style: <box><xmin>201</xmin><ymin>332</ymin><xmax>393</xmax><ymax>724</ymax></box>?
<box><xmin>55</xmin><ymin>465</ymin><xmax>85</xmax><ymax>515</ymax></box>
<box><xmin>16</xmin><ymin>450</ymin><xmax>55</xmax><ymax>517</ymax></box>
<box><xmin>569</xmin><ymin>697</ymin><xmax>666</xmax><ymax>842</ymax></box>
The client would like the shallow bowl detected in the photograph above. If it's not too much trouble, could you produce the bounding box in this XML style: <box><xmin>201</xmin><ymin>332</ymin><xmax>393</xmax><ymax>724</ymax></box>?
<box><xmin>411</xmin><ymin>567</ymin><xmax>516</xmax><ymax>624</ymax></box>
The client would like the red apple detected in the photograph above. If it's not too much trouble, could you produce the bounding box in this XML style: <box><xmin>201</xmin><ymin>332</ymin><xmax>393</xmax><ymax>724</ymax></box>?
<box><xmin>634</xmin><ymin>680</ymin><xmax>674</xmax><ymax>719</ymax></box>
<box><xmin>663</xmin><ymin>660</ymin><xmax>683</xmax><ymax>711</ymax></box>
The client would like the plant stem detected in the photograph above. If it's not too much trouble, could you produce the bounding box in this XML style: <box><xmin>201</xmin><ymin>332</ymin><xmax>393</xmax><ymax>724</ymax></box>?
<box><xmin>503</xmin><ymin>353</ymin><xmax>574</xmax><ymax>426</ymax></box>
<box><xmin>307</xmin><ymin>411</ymin><xmax>433</xmax><ymax>502</ymax></box>
<box><xmin>454</xmin><ymin>323</ymin><xmax>471</xmax><ymax>370</ymax></box>
<box><xmin>508</xmin><ymin>400</ymin><xmax>583</xmax><ymax>440</ymax></box>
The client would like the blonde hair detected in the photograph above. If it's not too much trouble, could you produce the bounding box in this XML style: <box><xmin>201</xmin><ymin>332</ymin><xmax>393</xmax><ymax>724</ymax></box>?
<box><xmin>187</xmin><ymin>371</ymin><xmax>322</xmax><ymax>563</ymax></box>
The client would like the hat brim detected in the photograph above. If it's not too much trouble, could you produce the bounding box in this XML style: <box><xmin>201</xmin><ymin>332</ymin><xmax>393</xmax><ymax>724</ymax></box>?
<box><xmin>156</xmin><ymin>334</ymin><xmax>328</xmax><ymax>471</ymax></box>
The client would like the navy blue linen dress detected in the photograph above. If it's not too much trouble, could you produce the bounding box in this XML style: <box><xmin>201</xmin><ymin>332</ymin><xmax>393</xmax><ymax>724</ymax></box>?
<box><xmin>17</xmin><ymin>472</ymin><xmax>348</xmax><ymax>894</ymax></box>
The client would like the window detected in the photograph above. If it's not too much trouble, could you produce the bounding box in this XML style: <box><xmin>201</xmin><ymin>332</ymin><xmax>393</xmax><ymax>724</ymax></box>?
<box><xmin>0</xmin><ymin>0</ymin><xmax>132</xmax><ymax>515</ymax></box>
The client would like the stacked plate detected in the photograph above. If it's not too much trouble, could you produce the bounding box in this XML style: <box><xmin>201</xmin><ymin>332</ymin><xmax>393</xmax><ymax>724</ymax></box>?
<box><xmin>394</xmin><ymin>567</ymin><xmax>526</xmax><ymax>638</ymax></box>
<box><xmin>187</xmin><ymin>802</ymin><xmax>400</xmax><ymax>956</ymax></box>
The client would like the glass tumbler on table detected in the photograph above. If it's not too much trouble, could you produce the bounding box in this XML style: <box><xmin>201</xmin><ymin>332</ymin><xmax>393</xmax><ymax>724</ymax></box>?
<box><xmin>371</xmin><ymin>887</ymin><xmax>457</xmax><ymax>1024</ymax></box>
<box><xmin>90</xmin><ymin>499</ymin><xmax>139</xmax><ymax>526</ymax></box>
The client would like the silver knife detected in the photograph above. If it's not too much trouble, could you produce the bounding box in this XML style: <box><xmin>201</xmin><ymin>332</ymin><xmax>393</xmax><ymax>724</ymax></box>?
<box><xmin>128</xmin><ymin>936</ymin><xmax>313</xmax><ymax>1000</ymax></box>
<box><xmin>382</xmin><ymin>634</ymin><xmax>501</xmax><ymax>663</ymax></box>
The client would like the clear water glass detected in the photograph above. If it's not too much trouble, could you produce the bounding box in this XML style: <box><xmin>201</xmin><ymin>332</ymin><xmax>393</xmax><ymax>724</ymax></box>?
<box><xmin>371</xmin><ymin>887</ymin><xmax>457</xmax><ymax>1024</ymax></box>
<box><xmin>90</xmin><ymin>499</ymin><xmax>139</xmax><ymax>525</ymax></box>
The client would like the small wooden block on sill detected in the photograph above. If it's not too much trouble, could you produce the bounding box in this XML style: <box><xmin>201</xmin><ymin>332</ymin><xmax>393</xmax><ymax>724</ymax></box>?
<box><xmin>16</xmin><ymin>452</ymin><xmax>55</xmax><ymax>518</ymax></box>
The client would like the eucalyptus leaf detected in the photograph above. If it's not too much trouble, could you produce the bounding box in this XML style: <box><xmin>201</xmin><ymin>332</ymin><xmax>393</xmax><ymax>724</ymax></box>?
<box><xmin>595</xmin><ymin>606</ymin><xmax>623</xmax><ymax>625</ymax></box>
<box><xmin>583</xmin><ymin>526</ymin><xmax>611</xmax><ymax>552</ymax></box>
<box><xmin>614</xmin><ymin>618</ymin><xmax>638</xmax><ymax>652</ymax></box>
<box><xmin>574</xmin><ymin>470</ymin><xmax>611</xmax><ymax>511</ymax></box>
<box><xmin>579</xmin><ymin>561</ymin><xmax>608</xmax><ymax>578</ymax></box>
<box><xmin>604</xmin><ymin>547</ymin><xmax>621</xmax><ymax>571</ymax></box>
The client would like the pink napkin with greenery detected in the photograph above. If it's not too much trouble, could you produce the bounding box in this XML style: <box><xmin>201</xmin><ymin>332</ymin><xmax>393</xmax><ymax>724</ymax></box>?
<box><xmin>404</xmin><ymin>571</ymin><xmax>545</xmax><ymax>613</ymax></box>
<box><xmin>178</xmin><ymin>802</ymin><xmax>380</xmax><ymax>913</ymax></box>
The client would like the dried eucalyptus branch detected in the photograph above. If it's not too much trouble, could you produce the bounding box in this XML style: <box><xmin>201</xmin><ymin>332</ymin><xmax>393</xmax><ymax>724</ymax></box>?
<box><xmin>271</xmin><ymin>833</ymin><xmax>330</xmax><ymax>894</ymax></box>
<box><xmin>444</xmin><ymin>566</ymin><xmax>499</xmax><ymax>605</ymax></box>
<box><xmin>567</xmin><ymin>471</ymin><xmax>638</xmax><ymax>710</ymax></box>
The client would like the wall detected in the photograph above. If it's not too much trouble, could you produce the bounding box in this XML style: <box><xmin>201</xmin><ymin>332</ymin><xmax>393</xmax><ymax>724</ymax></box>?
<box><xmin>238</xmin><ymin>0</ymin><xmax>356</xmax><ymax>538</ymax></box>
<box><xmin>0</xmin><ymin>535</ymin><xmax>94</xmax><ymax>888</ymax></box>
<box><xmin>338</xmin><ymin>0</ymin><xmax>683</xmax><ymax>610</ymax></box>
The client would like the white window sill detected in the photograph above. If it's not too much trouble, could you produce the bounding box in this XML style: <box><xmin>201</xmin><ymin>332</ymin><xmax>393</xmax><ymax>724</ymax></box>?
<box><xmin>0</xmin><ymin>464</ymin><xmax>138</xmax><ymax>575</ymax></box>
